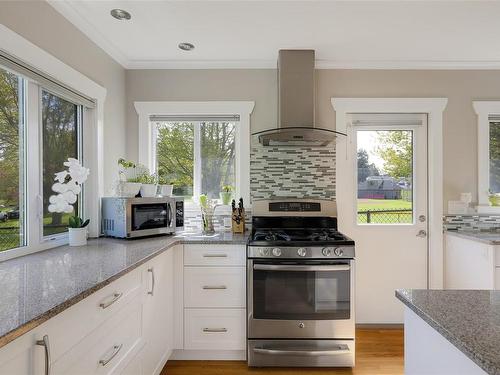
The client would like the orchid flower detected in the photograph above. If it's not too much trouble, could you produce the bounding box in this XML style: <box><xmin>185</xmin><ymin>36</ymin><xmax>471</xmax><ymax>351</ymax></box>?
<box><xmin>48</xmin><ymin>158</ymin><xmax>89</xmax><ymax>214</ymax></box>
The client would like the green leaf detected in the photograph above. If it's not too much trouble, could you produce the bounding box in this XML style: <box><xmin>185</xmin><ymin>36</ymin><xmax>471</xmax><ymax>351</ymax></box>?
<box><xmin>81</xmin><ymin>219</ymin><xmax>90</xmax><ymax>228</ymax></box>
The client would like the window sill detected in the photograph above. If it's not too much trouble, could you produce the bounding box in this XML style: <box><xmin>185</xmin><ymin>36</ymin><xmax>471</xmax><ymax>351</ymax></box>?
<box><xmin>476</xmin><ymin>205</ymin><xmax>500</xmax><ymax>215</ymax></box>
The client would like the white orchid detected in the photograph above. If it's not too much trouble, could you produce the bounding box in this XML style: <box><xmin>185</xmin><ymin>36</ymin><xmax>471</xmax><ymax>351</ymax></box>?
<box><xmin>48</xmin><ymin>158</ymin><xmax>89</xmax><ymax>214</ymax></box>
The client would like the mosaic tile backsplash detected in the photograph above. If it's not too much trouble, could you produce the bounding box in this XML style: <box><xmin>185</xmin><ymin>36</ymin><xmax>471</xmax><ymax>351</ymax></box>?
<box><xmin>443</xmin><ymin>215</ymin><xmax>500</xmax><ymax>231</ymax></box>
<box><xmin>183</xmin><ymin>209</ymin><xmax>252</xmax><ymax>232</ymax></box>
<box><xmin>250</xmin><ymin>143</ymin><xmax>336</xmax><ymax>200</ymax></box>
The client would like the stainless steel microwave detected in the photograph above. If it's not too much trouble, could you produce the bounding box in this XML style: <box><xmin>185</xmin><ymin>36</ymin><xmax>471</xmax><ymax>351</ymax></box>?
<box><xmin>101</xmin><ymin>197</ymin><xmax>184</xmax><ymax>238</ymax></box>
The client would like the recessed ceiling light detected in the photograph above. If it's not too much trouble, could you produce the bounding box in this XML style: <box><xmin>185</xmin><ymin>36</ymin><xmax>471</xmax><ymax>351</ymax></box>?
<box><xmin>178</xmin><ymin>42</ymin><xmax>195</xmax><ymax>51</ymax></box>
<box><xmin>110</xmin><ymin>9</ymin><xmax>131</xmax><ymax>21</ymax></box>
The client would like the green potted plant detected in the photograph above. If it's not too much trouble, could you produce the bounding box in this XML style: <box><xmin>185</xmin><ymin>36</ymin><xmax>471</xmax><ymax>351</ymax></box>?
<box><xmin>138</xmin><ymin>172</ymin><xmax>158</xmax><ymax>197</ymax></box>
<box><xmin>157</xmin><ymin>175</ymin><xmax>174</xmax><ymax>197</ymax></box>
<box><xmin>488</xmin><ymin>191</ymin><xmax>500</xmax><ymax>206</ymax></box>
<box><xmin>48</xmin><ymin>158</ymin><xmax>90</xmax><ymax>246</ymax></box>
<box><xmin>220</xmin><ymin>185</ymin><xmax>233</xmax><ymax>205</ymax></box>
<box><xmin>117</xmin><ymin>158</ymin><xmax>141</xmax><ymax>197</ymax></box>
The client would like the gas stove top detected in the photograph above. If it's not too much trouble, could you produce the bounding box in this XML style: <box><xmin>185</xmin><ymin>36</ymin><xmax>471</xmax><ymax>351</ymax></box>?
<box><xmin>247</xmin><ymin>216</ymin><xmax>355</xmax><ymax>259</ymax></box>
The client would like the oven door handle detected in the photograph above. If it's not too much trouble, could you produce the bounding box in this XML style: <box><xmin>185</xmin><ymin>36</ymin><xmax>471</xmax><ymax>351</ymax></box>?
<box><xmin>253</xmin><ymin>345</ymin><xmax>350</xmax><ymax>357</ymax></box>
<box><xmin>253</xmin><ymin>264</ymin><xmax>350</xmax><ymax>272</ymax></box>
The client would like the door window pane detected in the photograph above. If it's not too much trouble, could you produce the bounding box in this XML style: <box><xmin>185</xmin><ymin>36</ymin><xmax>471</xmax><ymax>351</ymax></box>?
<box><xmin>155</xmin><ymin>121</ymin><xmax>194</xmax><ymax>200</ymax></box>
<box><xmin>490</xmin><ymin>122</ymin><xmax>500</xmax><ymax>193</ymax></box>
<box><xmin>357</xmin><ymin>130</ymin><xmax>413</xmax><ymax>224</ymax></box>
<box><xmin>200</xmin><ymin>121</ymin><xmax>235</xmax><ymax>200</ymax></box>
<box><xmin>42</xmin><ymin>90</ymin><xmax>79</xmax><ymax>236</ymax></box>
<box><xmin>0</xmin><ymin>67</ymin><xmax>25</xmax><ymax>251</ymax></box>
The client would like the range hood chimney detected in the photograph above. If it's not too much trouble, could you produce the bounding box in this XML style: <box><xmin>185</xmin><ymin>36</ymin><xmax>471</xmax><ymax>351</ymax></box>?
<box><xmin>253</xmin><ymin>49</ymin><xmax>346</xmax><ymax>147</ymax></box>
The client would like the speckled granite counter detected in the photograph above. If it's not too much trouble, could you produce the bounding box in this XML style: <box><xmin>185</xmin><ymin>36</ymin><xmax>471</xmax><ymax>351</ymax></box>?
<box><xmin>396</xmin><ymin>289</ymin><xmax>500</xmax><ymax>375</ymax></box>
<box><xmin>0</xmin><ymin>232</ymin><xmax>248</xmax><ymax>349</ymax></box>
<box><xmin>445</xmin><ymin>230</ymin><xmax>500</xmax><ymax>245</ymax></box>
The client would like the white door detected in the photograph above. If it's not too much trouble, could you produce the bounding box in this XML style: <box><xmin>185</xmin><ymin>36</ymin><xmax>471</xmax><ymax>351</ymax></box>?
<box><xmin>339</xmin><ymin>113</ymin><xmax>428</xmax><ymax>323</ymax></box>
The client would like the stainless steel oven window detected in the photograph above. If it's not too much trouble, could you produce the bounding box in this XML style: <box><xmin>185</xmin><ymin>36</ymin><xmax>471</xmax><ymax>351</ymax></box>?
<box><xmin>251</xmin><ymin>261</ymin><xmax>351</xmax><ymax>320</ymax></box>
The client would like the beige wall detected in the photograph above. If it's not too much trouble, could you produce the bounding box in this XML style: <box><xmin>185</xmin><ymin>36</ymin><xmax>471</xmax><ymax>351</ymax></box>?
<box><xmin>0</xmin><ymin>1</ymin><xmax>126</xmax><ymax>194</ymax></box>
<box><xmin>127</xmin><ymin>68</ymin><xmax>500</xmax><ymax>209</ymax></box>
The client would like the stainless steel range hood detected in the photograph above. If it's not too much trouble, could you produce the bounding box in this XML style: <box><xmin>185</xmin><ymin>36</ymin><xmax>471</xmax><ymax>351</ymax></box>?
<box><xmin>253</xmin><ymin>49</ymin><xmax>346</xmax><ymax>147</ymax></box>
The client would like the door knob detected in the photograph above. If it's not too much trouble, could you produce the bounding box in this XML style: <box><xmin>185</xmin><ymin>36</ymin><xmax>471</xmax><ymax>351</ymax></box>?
<box><xmin>416</xmin><ymin>230</ymin><xmax>427</xmax><ymax>238</ymax></box>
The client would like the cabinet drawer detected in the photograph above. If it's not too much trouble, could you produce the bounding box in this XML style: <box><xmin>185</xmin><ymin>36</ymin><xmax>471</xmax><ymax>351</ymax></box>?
<box><xmin>496</xmin><ymin>247</ymin><xmax>500</xmax><ymax>267</ymax></box>
<box><xmin>41</xmin><ymin>268</ymin><xmax>142</xmax><ymax>362</ymax></box>
<box><xmin>184</xmin><ymin>309</ymin><xmax>245</xmax><ymax>350</ymax></box>
<box><xmin>184</xmin><ymin>245</ymin><xmax>245</xmax><ymax>266</ymax></box>
<box><xmin>184</xmin><ymin>267</ymin><xmax>245</xmax><ymax>308</ymax></box>
<box><xmin>52</xmin><ymin>295</ymin><xmax>143</xmax><ymax>375</ymax></box>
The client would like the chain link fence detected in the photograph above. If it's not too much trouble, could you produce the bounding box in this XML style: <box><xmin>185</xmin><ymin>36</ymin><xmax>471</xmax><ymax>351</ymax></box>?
<box><xmin>358</xmin><ymin>209</ymin><xmax>413</xmax><ymax>224</ymax></box>
<box><xmin>0</xmin><ymin>227</ymin><xmax>21</xmax><ymax>252</ymax></box>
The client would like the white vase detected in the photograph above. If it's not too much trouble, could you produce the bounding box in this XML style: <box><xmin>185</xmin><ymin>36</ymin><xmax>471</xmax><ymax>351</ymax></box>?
<box><xmin>140</xmin><ymin>184</ymin><xmax>157</xmax><ymax>198</ymax></box>
<box><xmin>158</xmin><ymin>184</ymin><xmax>173</xmax><ymax>197</ymax></box>
<box><xmin>68</xmin><ymin>227</ymin><xmax>87</xmax><ymax>246</ymax></box>
<box><xmin>117</xmin><ymin>181</ymin><xmax>141</xmax><ymax>197</ymax></box>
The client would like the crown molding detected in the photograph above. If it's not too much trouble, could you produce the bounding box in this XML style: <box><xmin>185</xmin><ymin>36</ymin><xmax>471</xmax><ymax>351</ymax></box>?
<box><xmin>48</xmin><ymin>1</ymin><xmax>130</xmax><ymax>68</ymax></box>
<box><xmin>48</xmin><ymin>1</ymin><xmax>500</xmax><ymax>71</ymax></box>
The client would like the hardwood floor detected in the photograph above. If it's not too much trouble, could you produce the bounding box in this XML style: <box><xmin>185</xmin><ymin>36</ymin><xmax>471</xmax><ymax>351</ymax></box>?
<box><xmin>162</xmin><ymin>328</ymin><xmax>404</xmax><ymax>375</ymax></box>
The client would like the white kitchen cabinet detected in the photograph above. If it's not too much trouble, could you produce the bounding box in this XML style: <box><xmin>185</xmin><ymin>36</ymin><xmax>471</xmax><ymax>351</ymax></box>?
<box><xmin>142</xmin><ymin>246</ymin><xmax>176</xmax><ymax>375</ymax></box>
<box><xmin>184</xmin><ymin>266</ymin><xmax>246</xmax><ymax>308</ymax></box>
<box><xmin>0</xmin><ymin>326</ymin><xmax>47</xmax><ymax>375</ymax></box>
<box><xmin>176</xmin><ymin>244</ymin><xmax>246</xmax><ymax>360</ymax></box>
<box><xmin>444</xmin><ymin>233</ymin><xmax>500</xmax><ymax>289</ymax></box>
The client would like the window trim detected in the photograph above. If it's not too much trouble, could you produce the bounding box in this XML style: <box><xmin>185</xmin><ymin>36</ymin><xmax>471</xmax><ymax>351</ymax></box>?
<box><xmin>0</xmin><ymin>24</ymin><xmax>106</xmax><ymax>262</ymax></box>
<box><xmin>135</xmin><ymin>101</ymin><xmax>255</xmax><ymax>208</ymax></box>
<box><xmin>473</xmin><ymin>101</ymin><xmax>500</xmax><ymax>214</ymax></box>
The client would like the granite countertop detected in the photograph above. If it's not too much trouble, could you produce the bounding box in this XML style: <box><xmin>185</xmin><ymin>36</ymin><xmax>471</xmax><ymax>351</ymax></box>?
<box><xmin>396</xmin><ymin>289</ymin><xmax>500</xmax><ymax>375</ymax></box>
<box><xmin>0</xmin><ymin>231</ymin><xmax>248</xmax><ymax>349</ymax></box>
<box><xmin>445</xmin><ymin>230</ymin><xmax>500</xmax><ymax>245</ymax></box>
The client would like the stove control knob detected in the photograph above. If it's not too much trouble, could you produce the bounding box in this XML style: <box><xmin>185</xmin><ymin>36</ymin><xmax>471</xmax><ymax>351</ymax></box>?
<box><xmin>334</xmin><ymin>247</ymin><xmax>344</xmax><ymax>257</ymax></box>
<box><xmin>272</xmin><ymin>248</ymin><xmax>282</xmax><ymax>257</ymax></box>
<box><xmin>259</xmin><ymin>248</ymin><xmax>270</xmax><ymax>256</ymax></box>
<box><xmin>322</xmin><ymin>247</ymin><xmax>332</xmax><ymax>257</ymax></box>
<box><xmin>297</xmin><ymin>248</ymin><xmax>307</xmax><ymax>257</ymax></box>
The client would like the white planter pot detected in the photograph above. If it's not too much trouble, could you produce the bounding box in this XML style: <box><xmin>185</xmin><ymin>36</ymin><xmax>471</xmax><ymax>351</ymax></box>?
<box><xmin>117</xmin><ymin>181</ymin><xmax>141</xmax><ymax>197</ymax></box>
<box><xmin>158</xmin><ymin>184</ymin><xmax>173</xmax><ymax>197</ymax></box>
<box><xmin>68</xmin><ymin>227</ymin><xmax>87</xmax><ymax>246</ymax></box>
<box><xmin>140</xmin><ymin>184</ymin><xmax>157</xmax><ymax>198</ymax></box>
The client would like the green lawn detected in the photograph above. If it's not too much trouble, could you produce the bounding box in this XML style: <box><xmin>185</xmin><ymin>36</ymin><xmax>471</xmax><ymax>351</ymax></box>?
<box><xmin>0</xmin><ymin>213</ymin><xmax>72</xmax><ymax>252</ymax></box>
<box><xmin>357</xmin><ymin>199</ymin><xmax>412</xmax><ymax>224</ymax></box>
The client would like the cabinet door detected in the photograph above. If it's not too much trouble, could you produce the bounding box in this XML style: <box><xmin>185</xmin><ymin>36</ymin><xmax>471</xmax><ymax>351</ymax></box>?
<box><xmin>0</xmin><ymin>328</ymin><xmax>48</xmax><ymax>375</ymax></box>
<box><xmin>142</xmin><ymin>248</ymin><xmax>174</xmax><ymax>375</ymax></box>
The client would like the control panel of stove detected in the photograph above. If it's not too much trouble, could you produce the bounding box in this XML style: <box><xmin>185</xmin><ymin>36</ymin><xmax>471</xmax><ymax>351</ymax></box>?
<box><xmin>249</xmin><ymin>246</ymin><xmax>354</xmax><ymax>259</ymax></box>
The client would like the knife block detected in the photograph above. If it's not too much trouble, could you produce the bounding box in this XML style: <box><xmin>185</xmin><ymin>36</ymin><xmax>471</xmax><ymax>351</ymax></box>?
<box><xmin>231</xmin><ymin>208</ymin><xmax>245</xmax><ymax>234</ymax></box>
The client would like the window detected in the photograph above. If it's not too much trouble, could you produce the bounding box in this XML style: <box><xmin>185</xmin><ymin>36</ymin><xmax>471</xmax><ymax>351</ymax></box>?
<box><xmin>489</xmin><ymin>121</ymin><xmax>500</xmax><ymax>194</ymax></box>
<box><xmin>356</xmin><ymin>129</ymin><xmax>414</xmax><ymax>224</ymax></box>
<box><xmin>153</xmin><ymin>120</ymin><xmax>236</xmax><ymax>203</ymax></box>
<box><xmin>42</xmin><ymin>90</ymin><xmax>81</xmax><ymax>236</ymax></box>
<box><xmin>0</xmin><ymin>67</ymin><xmax>25</xmax><ymax>252</ymax></box>
<box><xmin>473</xmin><ymin>102</ymin><xmax>500</xmax><ymax>211</ymax></box>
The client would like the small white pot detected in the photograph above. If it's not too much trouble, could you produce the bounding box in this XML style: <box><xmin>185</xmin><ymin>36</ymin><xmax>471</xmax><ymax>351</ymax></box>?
<box><xmin>140</xmin><ymin>184</ymin><xmax>157</xmax><ymax>198</ymax></box>
<box><xmin>158</xmin><ymin>184</ymin><xmax>173</xmax><ymax>197</ymax></box>
<box><xmin>117</xmin><ymin>181</ymin><xmax>141</xmax><ymax>197</ymax></box>
<box><xmin>68</xmin><ymin>227</ymin><xmax>87</xmax><ymax>246</ymax></box>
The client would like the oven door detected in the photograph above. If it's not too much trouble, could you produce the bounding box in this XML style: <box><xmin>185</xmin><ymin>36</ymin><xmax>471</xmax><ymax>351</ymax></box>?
<box><xmin>127</xmin><ymin>200</ymin><xmax>174</xmax><ymax>237</ymax></box>
<box><xmin>248</xmin><ymin>259</ymin><xmax>355</xmax><ymax>339</ymax></box>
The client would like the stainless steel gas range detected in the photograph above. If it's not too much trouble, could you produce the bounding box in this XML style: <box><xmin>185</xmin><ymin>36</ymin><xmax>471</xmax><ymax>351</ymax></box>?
<box><xmin>247</xmin><ymin>200</ymin><xmax>355</xmax><ymax>367</ymax></box>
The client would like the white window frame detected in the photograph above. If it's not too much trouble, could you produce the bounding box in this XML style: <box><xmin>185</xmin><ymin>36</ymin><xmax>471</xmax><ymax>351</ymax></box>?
<box><xmin>135</xmin><ymin>101</ymin><xmax>255</xmax><ymax>209</ymax></box>
<box><xmin>0</xmin><ymin>25</ymin><xmax>106</xmax><ymax>262</ymax></box>
<box><xmin>473</xmin><ymin>101</ymin><xmax>500</xmax><ymax>214</ymax></box>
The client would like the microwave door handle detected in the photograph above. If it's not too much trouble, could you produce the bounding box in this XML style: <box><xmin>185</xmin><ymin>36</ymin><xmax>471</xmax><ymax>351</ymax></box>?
<box><xmin>166</xmin><ymin>202</ymin><xmax>172</xmax><ymax>227</ymax></box>
<box><xmin>253</xmin><ymin>264</ymin><xmax>350</xmax><ymax>272</ymax></box>
<box><xmin>169</xmin><ymin>202</ymin><xmax>174</xmax><ymax>227</ymax></box>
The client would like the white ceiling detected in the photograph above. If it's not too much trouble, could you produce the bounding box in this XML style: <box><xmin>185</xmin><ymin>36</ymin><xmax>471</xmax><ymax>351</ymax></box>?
<box><xmin>49</xmin><ymin>0</ymin><xmax>500</xmax><ymax>69</ymax></box>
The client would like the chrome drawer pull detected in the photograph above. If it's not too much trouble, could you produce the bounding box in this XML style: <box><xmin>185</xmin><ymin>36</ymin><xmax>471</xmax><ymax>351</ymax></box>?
<box><xmin>99</xmin><ymin>344</ymin><xmax>123</xmax><ymax>366</ymax></box>
<box><xmin>203</xmin><ymin>328</ymin><xmax>228</xmax><ymax>333</ymax></box>
<box><xmin>148</xmin><ymin>267</ymin><xmax>155</xmax><ymax>296</ymax></box>
<box><xmin>36</xmin><ymin>335</ymin><xmax>51</xmax><ymax>375</ymax></box>
<box><xmin>99</xmin><ymin>292</ymin><xmax>123</xmax><ymax>309</ymax></box>
<box><xmin>203</xmin><ymin>254</ymin><xmax>228</xmax><ymax>258</ymax></box>
<box><xmin>202</xmin><ymin>285</ymin><xmax>227</xmax><ymax>290</ymax></box>
<box><xmin>253</xmin><ymin>345</ymin><xmax>350</xmax><ymax>357</ymax></box>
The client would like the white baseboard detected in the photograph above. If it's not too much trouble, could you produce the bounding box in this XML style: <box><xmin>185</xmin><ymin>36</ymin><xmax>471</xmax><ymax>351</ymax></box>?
<box><xmin>170</xmin><ymin>350</ymin><xmax>246</xmax><ymax>361</ymax></box>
